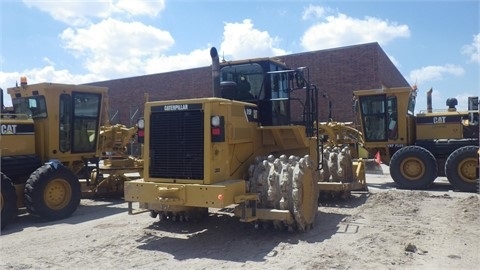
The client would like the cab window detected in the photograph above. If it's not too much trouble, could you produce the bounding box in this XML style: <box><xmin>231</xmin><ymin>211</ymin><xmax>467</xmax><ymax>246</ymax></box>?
<box><xmin>220</xmin><ymin>63</ymin><xmax>264</xmax><ymax>101</ymax></box>
<box><xmin>12</xmin><ymin>96</ymin><xmax>47</xmax><ymax>118</ymax></box>
<box><xmin>59</xmin><ymin>94</ymin><xmax>72</xmax><ymax>152</ymax></box>
<box><xmin>359</xmin><ymin>95</ymin><xmax>387</xmax><ymax>141</ymax></box>
<box><xmin>71</xmin><ymin>92</ymin><xmax>101</xmax><ymax>153</ymax></box>
<box><xmin>387</xmin><ymin>96</ymin><xmax>398</xmax><ymax>140</ymax></box>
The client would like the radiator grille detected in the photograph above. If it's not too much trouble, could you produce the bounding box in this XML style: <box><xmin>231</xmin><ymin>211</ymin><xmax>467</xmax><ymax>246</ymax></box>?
<box><xmin>149</xmin><ymin>110</ymin><xmax>204</xmax><ymax>180</ymax></box>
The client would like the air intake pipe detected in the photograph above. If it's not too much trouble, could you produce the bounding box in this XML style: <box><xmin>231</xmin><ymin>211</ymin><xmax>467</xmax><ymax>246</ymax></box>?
<box><xmin>210</xmin><ymin>47</ymin><xmax>221</xmax><ymax>98</ymax></box>
<box><xmin>427</xmin><ymin>88</ymin><xmax>433</xmax><ymax>113</ymax></box>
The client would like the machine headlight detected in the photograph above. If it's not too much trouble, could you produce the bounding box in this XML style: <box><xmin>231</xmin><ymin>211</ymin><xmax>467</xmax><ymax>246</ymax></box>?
<box><xmin>211</xmin><ymin>115</ymin><xmax>221</xmax><ymax>127</ymax></box>
<box><xmin>137</xmin><ymin>118</ymin><xmax>145</xmax><ymax>129</ymax></box>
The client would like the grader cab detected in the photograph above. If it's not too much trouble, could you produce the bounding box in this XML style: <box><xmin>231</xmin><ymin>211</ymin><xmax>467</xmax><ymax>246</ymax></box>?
<box><xmin>124</xmin><ymin>47</ymin><xmax>366</xmax><ymax>231</ymax></box>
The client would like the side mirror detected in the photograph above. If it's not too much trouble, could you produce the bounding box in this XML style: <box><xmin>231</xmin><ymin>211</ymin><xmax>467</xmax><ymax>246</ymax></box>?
<box><xmin>295</xmin><ymin>70</ymin><xmax>305</xmax><ymax>88</ymax></box>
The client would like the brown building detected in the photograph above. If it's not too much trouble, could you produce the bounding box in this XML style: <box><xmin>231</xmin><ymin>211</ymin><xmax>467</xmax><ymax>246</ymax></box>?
<box><xmin>89</xmin><ymin>42</ymin><xmax>409</xmax><ymax>125</ymax></box>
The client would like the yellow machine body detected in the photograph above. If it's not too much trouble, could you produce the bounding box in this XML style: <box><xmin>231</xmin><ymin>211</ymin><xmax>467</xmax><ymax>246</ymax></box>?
<box><xmin>1</xmin><ymin>81</ymin><xmax>142</xmax><ymax>229</ymax></box>
<box><xmin>415</xmin><ymin>111</ymin><xmax>465</xmax><ymax>140</ymax></box>
<box><xmin>125</xmin><ymin>47</ymin><xmax>366</xmax><ymax>231</ymax></box>
<box><xmin>353</xmin><ymin>86</ymin><xmax>479</xmax><ymax>192</ymax></box>
<box><xmin>125</xmin><ymin>97</ymin><xmax>319</xmax><ymax>203</ymax></box>
<box><xmin>0</xmin><ymin>116</ymin><xmax>36</xmax><ymax>156</ymax></box>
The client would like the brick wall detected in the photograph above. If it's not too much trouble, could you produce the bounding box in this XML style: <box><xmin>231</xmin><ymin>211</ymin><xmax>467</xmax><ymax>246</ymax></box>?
<box><xmin>92</xmin><ymin>67</ymin><xmax>211</xmax><ymax>125</ymax></box>
<box><xmin>281</xmin><ymin>43</ymin><xmax>409</xmax><ymax>122</ymax></box>
<box><xmin>89</xmin><ymin>42</ymin><xmax>409</xmax><ymax>125</ymax></box>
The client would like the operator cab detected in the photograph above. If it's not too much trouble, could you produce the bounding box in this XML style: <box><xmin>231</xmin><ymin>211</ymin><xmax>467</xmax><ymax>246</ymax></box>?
<box><xmin>8</xmin><ymin>82</ymin><xmax>105</xmax><ymax>154</ymax></box>
<box><xmin>219</xmin><ymin>58</ymin><xmax>315</xmax><ymax>129</ymax></box>
<box><xmin>355</xmin><ymin>87</ymin><xmax>416</xmax><ymax>142</ymax></box>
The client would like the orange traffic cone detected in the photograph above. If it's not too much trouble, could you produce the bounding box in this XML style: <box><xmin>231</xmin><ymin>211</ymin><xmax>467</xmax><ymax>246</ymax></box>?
<box><xmin>375</xmin><ymin>151</ymin><xmax>382</xmax><ymax>164</ymax></box>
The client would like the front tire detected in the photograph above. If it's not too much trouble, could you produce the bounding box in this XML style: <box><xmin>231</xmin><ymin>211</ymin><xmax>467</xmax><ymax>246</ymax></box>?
<box><xmin>445</xmin><ymin>146</ymin><xmax>479</xmax><ymax>192</ymax></box>
<box><xmin>389</xmin><ymin>146</ymin><xmax>437</xmax><ymax>190</ymax></box>
<box><xmin>1</xmin><ymin>173</ymin><xmax>18</xmax><ymax>230</ymax></box>
<box><xmin>24</xmin><ymin>163</ymin><xmax>81</xmax><ymax>220</ymax></box>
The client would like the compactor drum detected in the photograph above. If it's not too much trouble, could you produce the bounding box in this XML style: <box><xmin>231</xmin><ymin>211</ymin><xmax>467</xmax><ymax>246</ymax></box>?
<box><xmin>247</xmin><ymin>154</ymin><xmax>319</xmax><ymax>231</ymax></box>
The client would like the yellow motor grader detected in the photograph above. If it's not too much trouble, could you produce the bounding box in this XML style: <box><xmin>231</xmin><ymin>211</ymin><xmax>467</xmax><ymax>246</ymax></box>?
<box><xmin>353</xmin><ymin>86</ymin><xmax>479</xmax><ymax>192</ymax></box>
<box><xmin>1</xmin><ymin>79</ymin><xmax>143</xmax><ymax>229</ymax></box>
<box><xmin>124</xmin><ymin>48</ymin><xmax>366</xmax><ymax>232</ymax></box>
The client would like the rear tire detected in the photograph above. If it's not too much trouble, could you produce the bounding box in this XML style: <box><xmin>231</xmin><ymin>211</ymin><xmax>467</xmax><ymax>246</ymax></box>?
<box><xmin>389</xmin><ymin>146</ymin><xmax>437</xmax><ymax>190</ymax></box>
<box><xmin>445</xmin><ymin>146</ymin><xmax>479</xmax><ymax>192</ymax></box>
<box><xmin>1</xmin><ymin>173</ymin><xmax>18</xmax><ymax>230</ymax></box>
<box><xmin>24</xmin><ymin>163</ymin><xmax>81</xmax><ymax>220</ymax></box>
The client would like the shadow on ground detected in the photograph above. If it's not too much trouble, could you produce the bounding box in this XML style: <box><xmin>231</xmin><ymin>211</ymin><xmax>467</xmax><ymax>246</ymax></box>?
<box><xmin>1</xmin><ymin>198</ymin><xmax>127</xmax><ymax>235</ymax></box>
<box><xmin>133</xmin><ymin>194</ymin><xmax>373</xmax><ymax>262</ymax></box>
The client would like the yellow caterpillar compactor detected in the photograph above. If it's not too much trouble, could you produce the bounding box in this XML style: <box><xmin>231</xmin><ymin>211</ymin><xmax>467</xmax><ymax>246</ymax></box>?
<box><xmin>1</xmin><ymin>78</ymin><xmax>143</xmax><ymax>229</ymax></box>
<box><xmin>353</xmin><ymin>86</ymin><xmax>479</xmax><ymax>192</ymax></box>
<box><xmin>124</xmin><ymin>48</ymin><xmax>366</xmax><ymax>231</ymax></box>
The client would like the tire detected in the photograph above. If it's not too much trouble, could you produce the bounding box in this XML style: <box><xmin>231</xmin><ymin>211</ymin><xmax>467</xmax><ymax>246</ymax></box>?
<box><xmin>24</xmin><ymin>163</ymin><xmax>81</xmax><ymax>220</ymax></box>
<box><xmin>1</xmin><ymin>173</ymin><xmax>18</xmax><ymax>230</ymax></box>
<box><xmin>445</xmin><ymin>146</ymin><xmax>479</xmax><ymax>192</ymax></box>
<box><xmin>389</xmin><ymin>146</ymin><xmax>437</xmax><ymax>190</ymax></box>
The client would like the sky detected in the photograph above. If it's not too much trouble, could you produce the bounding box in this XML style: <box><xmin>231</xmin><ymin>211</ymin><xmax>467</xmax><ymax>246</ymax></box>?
<box><xmin>1</xmin><ymin>0</ymin><xmax>479</xmax><ymax>113</ymax></box>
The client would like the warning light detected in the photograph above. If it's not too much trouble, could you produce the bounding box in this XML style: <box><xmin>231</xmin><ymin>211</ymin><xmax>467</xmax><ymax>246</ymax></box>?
<box><xmin>20</xmin><ymin>76</ymin><xmax>28</xmax><ymax>86</ymax></box>
<box><xmin>217</xmin><ymin>194</ymin><xmax>224</xmax><ymax>201</ymax></box>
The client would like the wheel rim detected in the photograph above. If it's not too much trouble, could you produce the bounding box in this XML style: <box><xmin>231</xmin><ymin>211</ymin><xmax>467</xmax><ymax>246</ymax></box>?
<box><xmin>400</xmin><ymin>157</ymin><xmax>424</xmax><ymax>181</ymax></box>
<box><xmin>44</xmin><ymin>178</ymin><xmax>72</xmax><ymax>210</ymax></box>
<box><xmin>457</xmin><ymin>157</ymin><xmax>477</xmax><ymax>183</ymax></box>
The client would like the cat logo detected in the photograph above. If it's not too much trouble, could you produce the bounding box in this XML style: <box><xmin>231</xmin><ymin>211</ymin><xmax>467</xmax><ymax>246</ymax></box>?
<box><xmin>433</xmin><ymin>116</ymin><xmax>446</xmax><ymax>124</ymax></box>
<box><xmin>1</xmin><ymin>124</ymin><xmax>18</xmax><ymax>134</ymax></box>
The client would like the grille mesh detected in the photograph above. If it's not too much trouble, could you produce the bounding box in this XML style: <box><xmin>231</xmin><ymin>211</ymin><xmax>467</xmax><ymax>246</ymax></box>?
<box><xmin>149</xmin><ymin>110</ymin><xmax>204</xmax><ymax>180</ymax></box>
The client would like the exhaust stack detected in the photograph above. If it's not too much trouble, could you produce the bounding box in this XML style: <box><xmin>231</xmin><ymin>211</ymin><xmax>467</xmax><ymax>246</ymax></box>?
<box><xmin>210</xmin><ymin>47</ymin><xmax>221</xmax><ymax>98</ymax></box>
<box><xmin>427</xmin><ymin>88</ymin><xmax>433</xmax><ymax>113</ymax></box>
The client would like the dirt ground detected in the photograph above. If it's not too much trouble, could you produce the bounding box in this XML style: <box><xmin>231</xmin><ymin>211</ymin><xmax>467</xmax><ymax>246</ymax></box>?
<box><xmin>1</xmin><ymin>169</ymin><xmax>479</xmax><ymax>270</ymax></box>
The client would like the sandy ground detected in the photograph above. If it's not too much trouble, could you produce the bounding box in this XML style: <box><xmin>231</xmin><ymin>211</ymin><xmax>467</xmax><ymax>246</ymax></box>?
<box><xmin>1</xmin><ymin>167</ymin><xmax>479</xmax><ymax>270</ymax></box>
